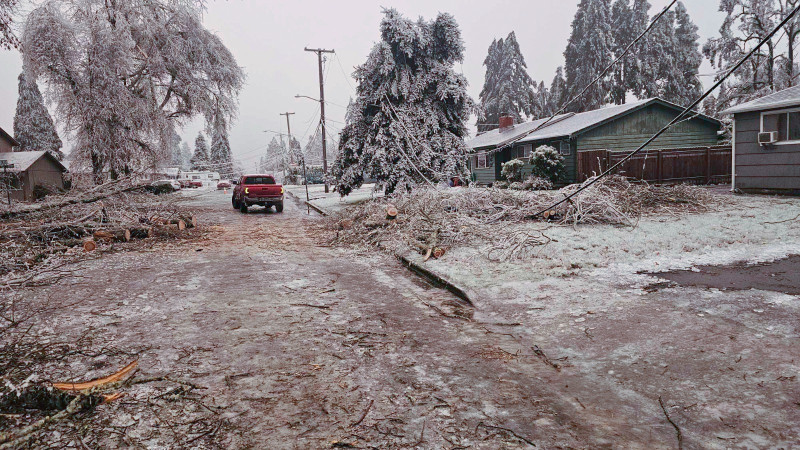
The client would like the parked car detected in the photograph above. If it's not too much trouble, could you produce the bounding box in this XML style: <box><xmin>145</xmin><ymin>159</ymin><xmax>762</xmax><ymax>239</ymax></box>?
<box><xmin>217</xmin><ymin>181</ymin><xmax>231</xmax><ymax>190</ymax></box>
<box><xmin>147</xmin><ymin>179</ymin><xmax>181</xmax><ymax>194</ymax></box>
<box><xmin>188</xmin><ymin>180</ymin><xmax>203</xmax><ymax>188</ymax></box>
<box><xmin>178</xmin><ymin>179</ymin><xmax>193</xmax><ymax>189</ymax></box>
<box><xmin>232</xmin><ymin>174</ymin><xmax>284</xmax><ymax>213</ymax></box>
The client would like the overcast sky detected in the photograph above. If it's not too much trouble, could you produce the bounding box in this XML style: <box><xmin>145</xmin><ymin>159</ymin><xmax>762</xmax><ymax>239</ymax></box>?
<box><xmin>0</xmin><ymin>0</ymin><xmax>724</xmax><ymax>171</ymax></box>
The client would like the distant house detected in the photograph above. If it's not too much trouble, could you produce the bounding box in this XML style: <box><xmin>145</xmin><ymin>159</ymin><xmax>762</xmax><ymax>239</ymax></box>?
<box><xmin>0</xmin><ymin>127</ymin><xmax>20</xmax><ymax>153</ymax></box>
<box><xmin>721</xmin><ymin>85</ymin><xmax>800</xmax><ymax>194</ymax></box>
<box><xmin>467</xmin><ymin>98</ymin><xmax>724</xmax><ymax>185</ymax></box>
<box><xmin>0</xmin><ymin>151</ymin><xmax>67</xmax><ymax>202</ymax></box>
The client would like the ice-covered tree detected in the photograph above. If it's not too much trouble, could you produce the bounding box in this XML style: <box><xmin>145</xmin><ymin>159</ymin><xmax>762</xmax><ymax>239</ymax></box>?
<box><xmin>627</xmin><ymin>0</ymin><xmax>652</xmax><ymax>98</ymax></box>
<box><xmin>167</xmin><ymin>128</ymin><xmax>182</xmax><ymax>167</ymax></box>
<box><xmin>191</xmin><ymin>133</ymin><xmax>210</xmax><ymax>171</ymax></box>
<box><xmin>667</xmin><ymin>2</ymin><xmax>703</xmax><ymax>106</ymax></box>
<box><xmin>476</xmin><ymin>31</ymin><xmax>536</xmax><ymax>132</ymax></box>
<box><xmin>564</xmin><ymin>0</ymin><xmax>614</xmax><ymax>112</ymax></box>
<box><xmin>179</xmin><ymin>141</ymin><xmax>192</xmax><ymax>170</ymax></box>
<box><xmin>332</xmin><ymin>9</ymin><xmax>473</xmax><ymax>195</ymax></box>
<box><xmin>23</xmin><ymin>0</ymin><xmax>244</xmax><ymax>183</ymax></box>
<box><xmin>0</xmin><ymin>0</ymin><xmax>18</xmax><ymax>49</ymax></box>
<box><xmin>209</xmin><ymin>113</ymin><xmax>233</xmax><ymax>177</ymax></box>
<box><xmin>610</xmin><ymin>0</ymin><xmax>633</xmax><ymax>104</ymax></box>
<box><xmin>13</xmin><ymin>71</ymin><xmax>64</xmax><ymax>158</ymax></box>
<box><xmin>641</xmin><ymin>9</ymin><xmax>679</xmax><ymax>99</ymax></box>
<box><xmin>547</xmin><ymin>66</ymin><xmax>567</xmax><ymax>115</ymax></box>
<box><xmin>703</xmin><ymin>0</ymin><xmax>800</xmax><ymax>110</ymax></box>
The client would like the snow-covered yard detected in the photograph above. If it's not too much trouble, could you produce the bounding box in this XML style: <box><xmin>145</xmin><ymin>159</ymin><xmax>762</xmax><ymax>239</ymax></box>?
<box><xmin>285</xmin><ymin>183</ymin><xmax>383</xmax><ymax>214</ymax></box>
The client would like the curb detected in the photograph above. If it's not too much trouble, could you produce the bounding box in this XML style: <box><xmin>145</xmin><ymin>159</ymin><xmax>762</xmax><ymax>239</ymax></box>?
<box><xmin>285</xmin><ymin>190</ymin><xmax>329</xmax><ymax>216</ymax></box>
<box><xmin>396</xmin><ymin>254</ymin><xmax>475</xmax><ymax>308</ymax></box>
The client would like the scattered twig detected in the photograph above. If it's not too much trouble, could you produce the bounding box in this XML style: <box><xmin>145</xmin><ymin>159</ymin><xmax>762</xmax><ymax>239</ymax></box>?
<box><xmin>351</xmin><ymin>399</ymin><xmax>374</xmax><ymax>427</ymax></box>
<box><xmin>659</xmin><ymin>396</ymin><xmax>683</xmax><ymax>450</ymax></box>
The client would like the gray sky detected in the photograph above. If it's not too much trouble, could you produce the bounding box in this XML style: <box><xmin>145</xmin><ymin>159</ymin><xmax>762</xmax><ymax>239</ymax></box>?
<box><xmin>0</xmin><ymin>0</ymin><xmax>724</xmax><ymax>171</ymax></box>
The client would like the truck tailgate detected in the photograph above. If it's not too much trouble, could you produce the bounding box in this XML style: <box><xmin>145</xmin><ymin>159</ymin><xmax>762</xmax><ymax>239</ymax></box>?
<box><xmin>247</xmin><ymin>185</ymin><xmax>282</xmax><ymax>197</ymax></box>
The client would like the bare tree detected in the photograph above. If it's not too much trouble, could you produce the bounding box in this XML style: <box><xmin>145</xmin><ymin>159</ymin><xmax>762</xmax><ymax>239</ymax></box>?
<box><xmin>23</xmin><ymin>0</ymin><xmax>245</xmax><ymax>183</ymax></box>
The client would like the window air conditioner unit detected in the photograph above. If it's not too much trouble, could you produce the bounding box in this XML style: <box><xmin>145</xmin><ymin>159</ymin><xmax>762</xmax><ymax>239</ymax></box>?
<box><xmin>758</xmin><ymin>131</ymin><xmax>778</xmax><ymax>145</ymax></box>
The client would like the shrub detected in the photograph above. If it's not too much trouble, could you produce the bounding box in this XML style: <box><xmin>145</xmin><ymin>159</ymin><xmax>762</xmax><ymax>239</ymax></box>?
<box><xmin>508</xmin><ymin>181</ymin><xmax>526</xmax><ymax>190</ymax></box>
<box><xmin>32</xmin><ymin>184</ymin><xmax>54</xmax><ymax>200</ymax></box>
<box><xmin>501</xmin><ymin>158</ymin><xmax>526</xmax><ymax>183</ymax></box>
<box><xmin>530</xmin><ymin>145</ymin><xmax>566</xmax><ymax>184</ymax></box>
<box><xmin>493</xmin><ymin>181</ymin><xmax>509</xmax><ymax>189</ymax></box>
<box><xmin>522</xmin><ymin>176</ymin><xmax>554</xmax><ymax>191</ymax></box>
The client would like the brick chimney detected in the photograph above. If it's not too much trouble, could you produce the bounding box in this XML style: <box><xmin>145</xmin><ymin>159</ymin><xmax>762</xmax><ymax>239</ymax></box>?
<box><xmin>498</xmin><ymin>115</ymin><xmax>514</xmax><ymax>132</ymax></box>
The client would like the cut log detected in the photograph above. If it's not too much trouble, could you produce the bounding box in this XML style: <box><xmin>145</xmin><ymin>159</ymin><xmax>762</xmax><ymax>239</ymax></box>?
<box><xmin>177</xmin><ymin>219</ymin><xmax>186</xmax><ymax>231</ymax></box>
<box><xmin>82</xmin><ymin>240</ymin><xmax>97</xmax><ymax>252</ymax></box>
<box><xmin>386</xmin><ymin>204</ymin><xmax>398</xmax><ymax>220</ymax></box>
<box><xmin>52</xmin><ymin>360</ymin><xmax>138</xmax><ymax>392</ymax></box>
<box><xmin>432</xmin><ymin>247</ymin><xmax>446</xmax><ymax>259</ymax></box>
<box><xmin>92</xmin><ymin>229</ymin><xmax>131</xmax><ymax>243</ymax></box>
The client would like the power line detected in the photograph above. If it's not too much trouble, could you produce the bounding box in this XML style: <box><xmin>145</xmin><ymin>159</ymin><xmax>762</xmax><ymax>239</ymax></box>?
<box><xmin>533</xmin><ymin>1</ymin><xmax>800</xmax><ymax>218</ymax></box>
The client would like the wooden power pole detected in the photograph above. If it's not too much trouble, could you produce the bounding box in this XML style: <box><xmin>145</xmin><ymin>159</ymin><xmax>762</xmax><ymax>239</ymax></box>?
<box><xmin>304</xmin><ymin>47</ymin><xmax>335</xmax><ymax>193</ymax></box>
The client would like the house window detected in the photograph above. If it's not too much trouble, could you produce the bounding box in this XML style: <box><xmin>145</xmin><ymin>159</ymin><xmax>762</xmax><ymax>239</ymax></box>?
<box><xmin>514</xmin><ymin>144</ymin><xmax>531</xmax><ymax>159</ymax></box>
<box><xmin>477</xmin><ymin>152</ymin><xmax>487</xmax><ymax>169</ymax></box>
<box><xmin>761</xmin><ymin>109</ymin><xmax>800</xmax><ymax>142</ymax></box>
<box><xmin>559</xmin><ymin>141</ymin><xmax>571</xmax><ymax>155</ymax></box>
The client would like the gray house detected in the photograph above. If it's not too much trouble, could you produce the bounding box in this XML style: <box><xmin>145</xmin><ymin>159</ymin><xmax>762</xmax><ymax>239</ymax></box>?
<box><xmin>722</xmin><ymin>86</ymin><xmax>800</xmax><ymax>194</ymax></box>
<box><xmin>467</xmin><ymin>98</ymin><xmax>723</xmax><ymax>185</ymax></box>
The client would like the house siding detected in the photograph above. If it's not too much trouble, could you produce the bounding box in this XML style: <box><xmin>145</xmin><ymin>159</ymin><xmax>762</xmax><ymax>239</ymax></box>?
<box><xmin>733</xmin><ymin>111</ymin><xmax>800</xmax><ymax>192</ymax></box>
<box><xmin>0</xmin><ymin>138</ymin><xmax>13</xmax><ymax>153</ymax></box>
<box><xmin>577</xmin><ymin>103</ymin><xmax>720</xmax><ymax>153</ymax></box>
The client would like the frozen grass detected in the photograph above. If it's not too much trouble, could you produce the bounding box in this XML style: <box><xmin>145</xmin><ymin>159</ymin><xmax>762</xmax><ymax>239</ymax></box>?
<box><xmin>285</xmin><ymin>183</ymin><xmax>382</xmax><ymax>214</ymax></box>
<box><xmin>419</xmin><ymin>192</ymin><xmax>800</xmax><ymax>296</ymax></box>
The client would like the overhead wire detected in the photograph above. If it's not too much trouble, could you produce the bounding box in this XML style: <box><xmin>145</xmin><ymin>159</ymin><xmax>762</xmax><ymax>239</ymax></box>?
<box><xmin>532</xmin><ymin>1</ymin><xmax>800</xmax><ymax>217</ymax></box>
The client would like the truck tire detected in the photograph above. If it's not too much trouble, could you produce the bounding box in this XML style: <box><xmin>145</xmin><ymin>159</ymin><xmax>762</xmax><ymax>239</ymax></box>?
<box><xmin>232</xmin><ymin>196</ymin><xmax>239</xmax><ymax>209</ymax></box>
<box><xmin>240</xmin><ymin>202</ymin><xmax>248</xmax><ymax>214</ymax></box>
<box><xmin>275</xmin><ymin>202</ymin><xmax>284</xmax><ymax>213</ymax></box>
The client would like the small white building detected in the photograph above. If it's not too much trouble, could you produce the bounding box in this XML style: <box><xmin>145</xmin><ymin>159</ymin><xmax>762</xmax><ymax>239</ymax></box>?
<box><xmin>179</xmin><ymin>170</ymin><xmax>220</xmax><ymax>188</ymax></box>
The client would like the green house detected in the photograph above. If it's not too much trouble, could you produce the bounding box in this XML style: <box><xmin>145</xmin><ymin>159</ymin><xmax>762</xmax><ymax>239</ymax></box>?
<box><xmin>467</xmin><ymin>98</ymin><xmax>722</xmax><ymax>185</ymax></box>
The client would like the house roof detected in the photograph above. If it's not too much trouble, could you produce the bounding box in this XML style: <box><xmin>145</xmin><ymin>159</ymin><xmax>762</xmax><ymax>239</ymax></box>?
<box><xmin>720</xmin><ymin>85</ymin><xmax>800</xmax><ymax>115</ymax></box>
<box><xmin>0</xmin><ymin>151</ymin><xmax>67</xmax><ymax>173</ymax></box>
<box><xmin>467</xmin><ymin>98</ymin><xmax>720</xmax><ymax>150</ymax></box>
<box><xmin>0</xmin><ymin>127</ymin><xmax>20</xmax><ymax>147</ymax></box>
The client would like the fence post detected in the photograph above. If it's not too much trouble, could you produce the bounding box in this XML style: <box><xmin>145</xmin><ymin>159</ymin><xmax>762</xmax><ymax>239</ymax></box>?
<box><xmin>605</xmin><ymin>150</ymin><xmax>611</xmax><ymax>174</ymax></box>
<box><xmin>705</xmin><ymin>147</ymin><xmax>712</xmax><ymax>184</ymax></box>
<box><xmin>656</xmin><ymin>151</ymin><xmax>663</xmax><ymax>184</ymax></box>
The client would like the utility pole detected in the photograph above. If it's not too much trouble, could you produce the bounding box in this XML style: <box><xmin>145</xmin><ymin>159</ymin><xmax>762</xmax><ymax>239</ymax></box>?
<box><xmin>280</xmin><ymin>112</ymin><xmax>309</xmax><ymax>204</ymax></box>
<box><xmin>305</xmin><ymin>47</ymin><xmax>335</xmax><ymax>193</ymax></box>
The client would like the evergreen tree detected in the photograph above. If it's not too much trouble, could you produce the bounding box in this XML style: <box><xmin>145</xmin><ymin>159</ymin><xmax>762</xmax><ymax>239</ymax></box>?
<box><xmin>610</xmin><ymin>0</ymin><xmax>632</xmax><ymax>104</ymax></box>
<box><xmin>476</xmin><ymin>31</ymin><xmax>536</xmax><ymax>132</ymax></box>
<box><xmin>190</xmin><ymin>133</ymin><xmax>210</xmax><ymax>171</ymax></box>
<box><xmin>547</xmin><ymin>66</ymin><xmax>567</xmax><ymax>115</ymax></box>
<box><xmin>13</xmin><ymin>72</ymin><xmax>64</xmax><ymax>159</ymax></box>
<box><xmin>564</xmin><ymin>0</ymin><xmax>614</xmax><ymax>112</ymax></box>
<box><xmin>668</xmin><ymin>2</ymin><xmax>703</xmax><ymax>106</ymax></box>
<box><xmin>332</xmin><ymin>9</ymin><xmax>472</xmax><ymax>196</ymax></box>
<box><xmin>179</xmin><ymin>141</ymin><xmax>191</xmax><ymax>170</ymax></box>
<box><xmin>642</xmin><ymin>9</ymin><xmax>679</xmax><ymax>99</ymax></box>
<box><xmin>533</xmin><ymin>80</ymin><xmax>549</xmax><ymax>119</ymax></box>
<box><xmin>210</xmin><ymin>113</ymin><xmax>233</xmax><ymax>177</ymax></box>
<box><xmin>168</xmin><ymin>128</ymin><xmax>182</xmax><ymax>167</ymax></box>
<box><xmin>627</xmin><ymin>0</ymin><xmax>652</xmax><ymax>98</ymax></box>
<box><xmin>0</xmin><ymin>0</ymin><xmax>18</xmax><ymax>50</ymax></box>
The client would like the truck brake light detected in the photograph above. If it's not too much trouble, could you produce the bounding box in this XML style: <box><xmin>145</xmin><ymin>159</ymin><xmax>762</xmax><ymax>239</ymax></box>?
<box><xmin>245</xmin><ymin>188</ymin><xmax>249</xmax><ymax>194</ymax></box>
<box><xmin>281</xmin><ymin>187</ymin><xmax>284</xmax><ymax>194</ymax></box>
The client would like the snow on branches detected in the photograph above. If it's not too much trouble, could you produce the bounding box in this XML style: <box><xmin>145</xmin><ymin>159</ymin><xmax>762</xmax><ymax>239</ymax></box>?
<box><xmin>14</xmin><ymin>72</ymin><xmax>64</xmax><ymax>159</ymax></box>
<box><xmin>332</xmin><ymin>8</ymin><xmax>473</xmax><ymax>196</ymax></box>
<box><xmin>22</xmin><ymin>0</ymin><xmax>244</xmax><ymax>183</ymax></box>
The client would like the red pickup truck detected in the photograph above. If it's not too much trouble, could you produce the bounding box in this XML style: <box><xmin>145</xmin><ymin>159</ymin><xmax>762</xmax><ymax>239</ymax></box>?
<box><xmin>232</xmin><ymin>175</ymin><xmax>284</xmax><ymax>213</ymax></box>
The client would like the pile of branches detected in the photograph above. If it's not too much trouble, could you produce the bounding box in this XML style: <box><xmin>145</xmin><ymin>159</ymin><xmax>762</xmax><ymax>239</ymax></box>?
<box><xmin>0</xmin><ymin>178</ymin><xmax>199</xmax><ymax>288</ymax></box>
<box><xmin>327</xmin><ymin>176</ymin><xmax>718</xmax><ymax>261</ymax></box>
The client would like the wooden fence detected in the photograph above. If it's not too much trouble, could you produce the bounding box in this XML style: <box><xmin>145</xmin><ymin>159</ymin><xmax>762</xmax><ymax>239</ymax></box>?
<box><xmin>576</xmin><ymin>145</ymin><xmax>732</xmax><ymax>184</ymax></box>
